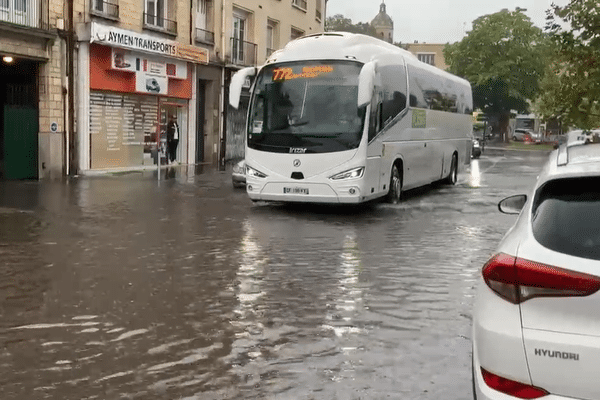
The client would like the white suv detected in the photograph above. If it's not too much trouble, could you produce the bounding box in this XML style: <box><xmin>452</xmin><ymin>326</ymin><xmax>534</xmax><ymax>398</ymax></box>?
<box><xmin>472</xmin><ymin>137</ymin><xmax>600</xmax><ymax>399</ymax></box>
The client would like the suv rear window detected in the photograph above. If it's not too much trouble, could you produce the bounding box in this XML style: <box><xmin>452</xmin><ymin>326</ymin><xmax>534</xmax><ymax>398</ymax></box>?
<box><xmin>532</xmin><ymin>177</ymin><xmax>600</xmax><ymax>261</ymax></box>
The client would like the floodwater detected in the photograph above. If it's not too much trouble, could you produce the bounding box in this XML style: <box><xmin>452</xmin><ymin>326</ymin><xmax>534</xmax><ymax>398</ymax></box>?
<box><xmin>0</xmin><ymin>151</ymin><xmax>549</xmax><ymax>399</ymax></box>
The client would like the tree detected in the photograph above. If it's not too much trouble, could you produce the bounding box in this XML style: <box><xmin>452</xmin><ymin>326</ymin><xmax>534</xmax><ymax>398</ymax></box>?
<box><xmin>444</xmin><ymin>9</ymin><xmax>548</xmax><ymax>140</ymax></box>
<box><xmin>536</xmin><ymin>1</ymin><xmax>600</xmax><ymax>129</ymax></box>
<box><xmin>325</xmin><ymin>14</ymin><xmax>378</xmax><ymax>38</ymax></box>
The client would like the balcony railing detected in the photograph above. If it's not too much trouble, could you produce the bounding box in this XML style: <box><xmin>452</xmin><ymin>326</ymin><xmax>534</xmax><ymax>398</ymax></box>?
<box><xmin>91</xmin><ymin>0</ymin><xmax>119</xmax><ymax>19</ymax></box>
<box><xmin>143</xmin><ymin>12</ymin><xmax>177</xmax><ymax>35</ymax></box>
<box><xmin>230</xmin><ymin>37</ymin><xmax>257</xmax><ymax>66</ymax></box>
<box><xmin>195</xmin><ymin>27</ymin><xmax>214</xmax><ymax>45</ymax></box>
<box><xmin>0</xmin><ymin>0</ymin><xmax>49</xmax><ymax>30</ymax></box>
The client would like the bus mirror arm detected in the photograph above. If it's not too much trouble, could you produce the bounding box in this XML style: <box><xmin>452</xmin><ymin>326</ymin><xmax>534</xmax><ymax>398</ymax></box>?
<box><xmin>357</xmin><ymin>61</ymin><xmax>377</xmax><ymax>108</ymax></box>
<box><xmin>229</xmin><ymin>67</ymin><xmax>257</xmax><ymax>109</ymax></box>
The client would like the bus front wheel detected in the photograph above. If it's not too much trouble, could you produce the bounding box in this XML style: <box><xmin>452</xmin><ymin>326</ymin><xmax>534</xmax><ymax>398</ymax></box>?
<box><xmin>387</xmin><ymin>165</ymin><xmax>402</xmax><ymax>204</ymax></box>
<box><xmin>445</xmin><ymin>154</ymin><xmax>458</xmax><ymax>185</ymax></box>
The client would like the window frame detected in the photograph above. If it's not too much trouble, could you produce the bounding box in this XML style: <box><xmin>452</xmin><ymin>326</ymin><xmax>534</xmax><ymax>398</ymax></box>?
<box><xmin>145</xmin><ymin>0</ymin><xmax>165</xmax><ymax>28</ymax></box>
<box><xmin>290</xmin><ymin>26</ymin><xmax>304</xmax><ymax>41</ymax></box>
<box><xmin>292</xmin><ymin>0</ymin><xmax>307</xmax><ymax>12</ymax></box>
<box><xmin>417</xmin><ymin>53</ymin><xmax>435</xmax><ymax>66</ymax></box>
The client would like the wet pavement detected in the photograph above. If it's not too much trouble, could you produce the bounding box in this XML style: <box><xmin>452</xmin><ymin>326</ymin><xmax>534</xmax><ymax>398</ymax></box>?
<box><xmin>0</xmin><ymin>150</ymin><xmax>551</xmax><ymax>400</ymax></box>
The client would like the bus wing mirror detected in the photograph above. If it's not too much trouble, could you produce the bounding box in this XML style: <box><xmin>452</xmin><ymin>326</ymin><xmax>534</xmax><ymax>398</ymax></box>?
<box><xmin>357</xmin><ymin>61</ymin><xmax>377</xmax><ymax>108</ymax></box>
<box><xmin>229</xmin><ymin>67</ymin><xmax>256</xmax><ymax>109</ymax></box>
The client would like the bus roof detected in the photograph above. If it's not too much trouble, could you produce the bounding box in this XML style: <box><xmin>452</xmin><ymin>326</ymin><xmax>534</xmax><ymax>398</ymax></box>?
<box><xmin>265</xmin><ymin>32</ymin><xmax>469</xmax><ymax>87</ymax></box>
<box><xmin>267</xmin><ymin>32</ymin><xmax>417</xmax><ymax>65</ymax></box>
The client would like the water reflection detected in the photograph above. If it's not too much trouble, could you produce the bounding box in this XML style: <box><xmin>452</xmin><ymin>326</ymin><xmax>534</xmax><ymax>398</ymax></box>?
<box><xmin>468</xmin><ymin>159</ymin><xmax>481</xmax><ymax>187</ymax></box>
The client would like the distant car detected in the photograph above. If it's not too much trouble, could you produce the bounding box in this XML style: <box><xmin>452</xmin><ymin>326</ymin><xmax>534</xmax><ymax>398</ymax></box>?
<box><xmin>472</xmin><ymin>138</ymin><xmax>482</xmax><ymax>159</ymax></box>
<box><xmin>512</xmin><ymin>128</ymin><xmax>534</xmax><ymax>142</ymax></box>
<box><xmin>528</xmin><ymin>131</ymin><xmax>542</xmax><ymax>144</ymax></box>
<box><xmin>232</xmin><ymin>159</ymin><xmax>246</xmax><ymax>188</ymax></box>
<box><xmin>472</xmin><ymin>139</ymin><xmax>600</xmax><ymax>400</ymax></box>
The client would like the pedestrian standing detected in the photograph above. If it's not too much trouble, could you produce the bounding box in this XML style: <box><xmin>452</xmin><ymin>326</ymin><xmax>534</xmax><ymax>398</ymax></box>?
<box><xmin>167</xmin><ymin>115</ymin><xmax>179</xmax><ymax>164</ymax></box>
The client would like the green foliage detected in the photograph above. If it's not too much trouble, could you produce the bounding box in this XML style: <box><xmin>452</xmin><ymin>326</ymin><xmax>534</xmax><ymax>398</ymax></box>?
<box><xmin>444</xmin><ymin>9</ymin><xmax>548</xmax><ymax>131</ymax></box>
<box><xmin>536</xmin><ymin>0</ymin><xmax>600</xmax><ymax>129</ymax></box>
<box><xmin>325</xmin><ymin>14</ymin><xmax>378</xmax><ymax>38</ymax></box>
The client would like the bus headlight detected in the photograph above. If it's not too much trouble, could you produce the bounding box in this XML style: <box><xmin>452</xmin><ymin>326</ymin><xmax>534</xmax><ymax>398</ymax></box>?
<box><xmin>245</xmin><ymin>165</ymin><xmax>268</xmax><ymax>178</ymax></box>
<box><xmin>329</xmin><ymin>167</ymin><xmax>365</xmax><ymax>180</ymax></box>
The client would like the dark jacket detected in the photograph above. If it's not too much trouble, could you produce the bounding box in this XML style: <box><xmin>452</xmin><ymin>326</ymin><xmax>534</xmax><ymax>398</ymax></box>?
<box><xmin>167</xmin><ymin>121</ymin><xmax>179</xmax><ymax>141</ymax></box>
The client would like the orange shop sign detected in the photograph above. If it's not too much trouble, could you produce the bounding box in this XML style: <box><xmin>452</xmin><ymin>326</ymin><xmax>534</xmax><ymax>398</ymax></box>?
<box><xmin>90</xmin><ymin>22</ymin><xmax>208</xmax><ymax>64</ymax></box>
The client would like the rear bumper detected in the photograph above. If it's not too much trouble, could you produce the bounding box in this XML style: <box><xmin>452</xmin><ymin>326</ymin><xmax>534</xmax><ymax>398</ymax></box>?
<box><xmin>472</xmin><ymin>282</ymin><xmax>532</xmax><ymax>399</ymax></box>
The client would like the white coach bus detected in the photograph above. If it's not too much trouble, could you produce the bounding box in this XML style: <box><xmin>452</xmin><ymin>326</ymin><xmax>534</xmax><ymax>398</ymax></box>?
<box><xmin>229</xmin><ymin>32</ymin><xmax>473</xmax><ymax>204</ymax></box>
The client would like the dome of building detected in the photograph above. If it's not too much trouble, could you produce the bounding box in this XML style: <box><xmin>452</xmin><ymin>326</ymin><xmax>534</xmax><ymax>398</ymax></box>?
<box><xmin>371</xmin><ymin>1</ymin><xmax>393</xmax><ymax>29</ymax></box>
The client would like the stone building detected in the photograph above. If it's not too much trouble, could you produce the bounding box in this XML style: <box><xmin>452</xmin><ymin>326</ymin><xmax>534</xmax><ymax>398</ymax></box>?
<box><xmin>371</xmin><ymin>1</ymin><xmax>393</xmax><ymax>44</ymax></box>
<box><xmin>0</xmin><ymin>0</ymin><xmax>65</xmax><ymax>179</ymax></box>
<box><xmin>73</xmin><ymin>0</ymin><xmax>326</xmax><ymax>175</ymax></box>
<box><xmin>1</xmin><ymin>0</ymin><xmax>326</xmax><ymax>178</ymax></box>
<box><xmin>404</xmin><ymin>42</ymin><xmax>449</xmax><ymax>70</ymax></box>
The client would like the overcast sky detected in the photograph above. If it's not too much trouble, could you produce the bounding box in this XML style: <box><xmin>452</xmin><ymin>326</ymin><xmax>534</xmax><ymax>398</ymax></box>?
<box><xmin>326</xmin><ymin>0</ymin><xmax>571</xmax><ymax>44</ymax></box>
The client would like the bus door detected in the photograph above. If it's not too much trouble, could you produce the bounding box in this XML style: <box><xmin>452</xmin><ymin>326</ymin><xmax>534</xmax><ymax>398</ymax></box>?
<box><xmin>365</xmin><ymin>99</ymin><xmax>383</xmax><ymax>195</ymax></box>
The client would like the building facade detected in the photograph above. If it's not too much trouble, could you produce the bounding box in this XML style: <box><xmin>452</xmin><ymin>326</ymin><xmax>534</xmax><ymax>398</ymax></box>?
<box><xmin>0</xmin><ymin>0</ymin><xmax>64</xmax><ymax>179</ymax></box>
<box><xmin>1</xmin><ymin>0</ymin><xmax>325</xmax><ymax>178</ymax></box>
<box><xmin>74</xmin><ymin>0</ymin><xmax>326</xmax><ymax>174</ymax></box>
<box><xmin>74</xmin><ymin>0</ymin><xmax>209</xmax><ymax>173</ymax></box>
<box><xmin>404</xmin><ymin>42</ymin><xmax>448</xmax><ymax>70</ymax></box>
<box><xmin>221</xmin><ymin>0</ymin><xmax>326</xmax><ymax>162</ymax></box>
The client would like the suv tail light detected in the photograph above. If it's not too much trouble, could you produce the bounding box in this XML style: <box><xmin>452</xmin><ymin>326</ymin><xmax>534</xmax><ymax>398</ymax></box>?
<box><xmin>482</xmin><ymin>253</ymin><xmax>600</xmax><ymax>304</ymax></box>
<box><xmin>481</xmin><ymin>368</ymin><xmax>549</xmax><ymax>399</ymax></box>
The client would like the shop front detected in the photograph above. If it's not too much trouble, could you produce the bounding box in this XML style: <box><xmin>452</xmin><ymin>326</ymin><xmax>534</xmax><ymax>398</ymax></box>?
<box><xmin>79</xmin><ymin>22</ymin><xmax>208</xmax><ymax>172</ymax></box>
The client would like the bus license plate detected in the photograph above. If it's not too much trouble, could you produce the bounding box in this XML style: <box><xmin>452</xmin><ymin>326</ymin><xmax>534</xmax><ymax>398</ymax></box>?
<box><xmin>283</xmin><ymin>187</ymin><xmax>309</xmax><ymax>195</ymax></box>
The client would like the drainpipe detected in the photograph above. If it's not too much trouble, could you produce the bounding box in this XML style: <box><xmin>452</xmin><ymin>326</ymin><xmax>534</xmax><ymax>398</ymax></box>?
<box><xmin>219</xmin><ymin>0</ymin><xmax>226</xmax><ymax>168</ymax></box>
<box><xmin>67</xmin><ymin>0</ymin><xmax>76</xmax><ymax>175</ymax></box>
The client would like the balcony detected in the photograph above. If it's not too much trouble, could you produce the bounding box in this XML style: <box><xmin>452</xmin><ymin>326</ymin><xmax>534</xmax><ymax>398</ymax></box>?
<box><xmin>143</xmin><ymin>12</ymin><xmax>177</xmax><ymax>36</ymax></box>
<box><xmin>0</xmin><ymin>0</ymin><xmax>50</xmax><ymax>30</ymax></box>
<box><xmin>91</xmin><ymin>0</ymin><xmax>119</xmax><ymax>20</ymax></box>
<box><xmin>195</xmin><ymin>27</ymin><xmax>214</xmax><ymax>45</ymax></box>
<box><xmin>230</xmin><ymin>37</ymin><xmax>257</xmax><ymax>66</ymax></box>
<box><xmin>316</xmin><ymin>9</ymin><xmax>321</xmax><ymax>21</ymax></box>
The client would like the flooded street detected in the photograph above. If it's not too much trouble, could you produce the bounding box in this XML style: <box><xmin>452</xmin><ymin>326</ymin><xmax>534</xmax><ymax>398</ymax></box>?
<box><xmin>0</xmin><ymin>150</ymin><xmax>549</xmax><ymax>400</ymax></box>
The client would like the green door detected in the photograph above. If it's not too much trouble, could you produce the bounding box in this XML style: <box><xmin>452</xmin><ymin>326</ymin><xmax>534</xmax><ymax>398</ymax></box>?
<box><xmin>3</xmin><ymin>106</ymin><xmax>38</xmax><ymax>180</ymax></box>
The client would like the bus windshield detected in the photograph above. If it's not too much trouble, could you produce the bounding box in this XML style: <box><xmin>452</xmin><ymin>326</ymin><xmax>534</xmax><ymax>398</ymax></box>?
<box><xmin>247</xmin><ymin>61</ymin><xmax>365</xmax><ymax>154</ymax></box>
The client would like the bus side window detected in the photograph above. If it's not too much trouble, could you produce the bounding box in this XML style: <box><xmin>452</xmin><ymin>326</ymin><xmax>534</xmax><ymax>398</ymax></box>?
<box><xmin>408</xmin><ymin>65</ymin><xmax>428</xmax><ymax>109</ymax></box>
<box><xmin>368</xmin><ymin>96</ymin><xmax>382</xmax><ymax>142</ymax></box>
<box><xmin>379</xmin><ymin>64</ymin><xmax>407</xmax><ymax>127</ymax></box>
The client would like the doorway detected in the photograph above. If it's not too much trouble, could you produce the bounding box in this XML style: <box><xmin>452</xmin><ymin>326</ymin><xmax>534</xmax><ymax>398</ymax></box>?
<box><xmin>0</xmin><ymin>59</ymin><xmax>39</xmax><ymax>179</ymax></box>
<box><xmin>158</xmin><ymin>101</ymin><xmax>187</xmax><ymax>165</ymax></box>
